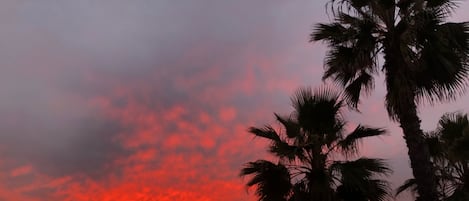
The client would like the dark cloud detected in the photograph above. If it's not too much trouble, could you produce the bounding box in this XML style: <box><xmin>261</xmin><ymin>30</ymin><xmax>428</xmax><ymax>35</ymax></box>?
<box><xmin>0</xmin><ymin>107</ymin><xmax>128</xmax><ymax>177</ymax></box>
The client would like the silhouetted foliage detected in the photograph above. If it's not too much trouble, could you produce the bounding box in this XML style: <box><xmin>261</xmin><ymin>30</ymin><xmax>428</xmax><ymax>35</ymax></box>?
<box><xmin>312</xmin><ymin>1</ymin><xmax>469</xmax><ymax>200</ymax></box>
<box><xmin>240</xmin><ymin>87</ymin><xmax>391</xmax><ymax>201</ymax></box>
<box><xmin>397</xmin><ymin>112</ymin><xmax>469</xmax><ymax>201</ymax></box>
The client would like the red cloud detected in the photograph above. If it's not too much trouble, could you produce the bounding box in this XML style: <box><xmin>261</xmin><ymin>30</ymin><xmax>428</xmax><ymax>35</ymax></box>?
<box><xmin>219</xmin><ymin>107</ymin><xmax>237</xmax><ymax>122</ymax></box>
<box><xmin>10</xmin><ymin>165</ymin><xmax>33</xmax><ymax>177</ymax></box>
<box><xmin>21</xmin><ymin>85</ymin><xmax>266</xmax><ymax>201</ymax></box>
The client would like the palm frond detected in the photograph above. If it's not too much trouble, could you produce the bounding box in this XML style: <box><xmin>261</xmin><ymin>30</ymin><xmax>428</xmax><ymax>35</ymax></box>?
<box><xmin>240</xmin><ymin>160</ymin><xmax>292</xmax><ymax>201</ymax></box>
<box><xmin>291</xmin><ymin>87</ymin><xmax>344</xmax><ymax>137</ymax></box>
<box><xmin>312</xmin><ymin>10</ymin><xmax>380</xmax><ymax>101</ymax></box>
<box><xmin>414</xmin><ymin>22</ymin><xmax>469</xmax><ymax>103</ymax></box>
<box><xmin>334</xmin><ymin>158</ymin><xmax>392</xmax><ymax>201</ymax></box>
<box><xmin>337</xmin><ymin>179</ymin><xmax>391</xmax><ymax>201</ymax></box>
<box><xmin>316</xmin><ymin>14</ymin><xmax>380</xmax><ymax>107</ymax></box>
<box><xmin>311</xmin><ymin>22</ymin><xmax>355</xmax><ymax>44</ymax></box>
<box><xmin>269</xmin><ymin>140</ymin><xmax>304</xmax><ymax>162</ymax></box>
<box><xmin>445</xmin><ymin>185</ymin><xmax>469</xmax><ymax>201</ymax></box>
<box><xmin>322</xmin><ymin>37</ymin><xmax>378</xmax><ymax>86</ymax></box>
<box><xmin>289</xmin><ymin>181</ymin><xmax>310</xmax><ymax>201</ymax></box>
<box><xmin>324</xmin><ymin>45</ymin><xmax>362</xmax><ymax>85</ymax></box>
<box><xmin>420</xmin><ymin>112</ymin><xmax>469</xmax><ymax>200</ymax></box>
<box><xmin>340</xmin><ymin>125</ymin><xmax>386</xmax><ymax>155</ymax></box>
<box><xmin>425</xmin><ymin>0</ymin><xmax>461</xmax><ymax>17</ymax></box>
<box><xmin>449</xmin><ymin>132</ymin><xmax>469</xmax><ymax>160</ymax></box>
<box><xmin>332</xmin><ymin>158</ymin><xmax>391</xmax><ymax>183</ymax></box>
<box><xmin>249</xmin><ymin>126</ymin><xmax>281</xmax><ymax>142</ymax></box>
<box><xmin>366</xmin><ymin>179</ymin><xmax>392</xmax><ymax>201</ymax></box>
<box><xmin>424</xmin><ymin>133</ymin><xmax>445</xmax><ymax>158</ymax></box>
<box><xmin>435</xmin><ymin>112</ymin><xmax>469</xmax><ymax>162</ymax></box>
<box><xmin>437</xmin><ymin>112</ymin><xmax>469</xmax><ymax>143</ymax></box>
<box><xmin>275</xmin><ymin>113</ymin><xmax>301</xmax><ymax>138</ymax></box>
<box><xmin>328</xmin><ymin>0</ymin><xmax>373</xmax><ymax>15</ymax></box>
<box><xmin>343</xmin><ymin>71</ymin><xmax>374</xmax><ymax>108</ymax></box>
<box><xmin>349</xmin><ymin>0</ymin><xmax>371</xmax><ymax>9</ymax></box>
<box><xmin>395</xmin><ymin>178</ymin><xmax>418</xmax><ymax>197</ymax></box>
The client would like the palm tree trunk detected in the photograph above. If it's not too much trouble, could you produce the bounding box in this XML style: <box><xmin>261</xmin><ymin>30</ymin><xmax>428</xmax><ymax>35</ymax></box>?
<box><xmin>308</xmin><ymin>147</ymin><xmax>333</xmax><ymax>201</ymax></box>
<box><xmin>384</xmin><ymin>28</ymin><xmax>439</xmax><ymax>200</ymax></box>
<box><xmin>397</xmin><ymin>96</ymin><xmax>439</xmax><ymax>201</ymax></box>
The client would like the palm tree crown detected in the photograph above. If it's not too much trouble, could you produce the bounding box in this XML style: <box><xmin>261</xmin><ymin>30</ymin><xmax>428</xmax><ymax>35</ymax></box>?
<box><xmin>313</xmin><ymin>0</ymin><xmax>469</xmax><ymax>112</ymax></box>
<box><xmin>312</xmin><ymin>1</ymin><xmax>469</xmax><ymax>200</ymax></box>
<box><xmin>240</xmin><ymin>87</ymin><xmax>391</xmax><ymax>201</ymax></box>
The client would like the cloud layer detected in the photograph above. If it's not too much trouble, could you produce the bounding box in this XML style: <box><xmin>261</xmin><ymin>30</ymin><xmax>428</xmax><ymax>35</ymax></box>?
<box><xmin>0</xmin><ymin>0</ymin><xmax>468</xmax><ymax>200</ymax></box>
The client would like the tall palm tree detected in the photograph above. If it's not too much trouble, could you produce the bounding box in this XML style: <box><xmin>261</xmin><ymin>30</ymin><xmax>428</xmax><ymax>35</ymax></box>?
<box><xmin>240</xmin><ymin>87</ymin><xmax>391</xmax><ymax>201</ymax></box>
<box><xmin>397</xmin><ymin>112</ymin><xmax>469</xmax><ymax>200</ymax></box>
<box><xmin>311</xmin><ymin>1</ymin><xmax>469</xmax><ymax>200</ymax></box>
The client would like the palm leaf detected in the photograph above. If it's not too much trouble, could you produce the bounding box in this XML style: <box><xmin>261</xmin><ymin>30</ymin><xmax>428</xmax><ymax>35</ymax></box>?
<box><xmin>324</xmin><ymin>45</ymin><xmax>362</xmax><ymax>86</ymax></box>
<box><xmin>314</xmin><ymin>12</ymin><xmax>380</xmax><ymax>107</ymax></box>
<box><xmin>269</xmin><ymin>140</ymin><xmax>304</xmax><ymax>162</ymax></box>
<box><xmin>333</xmin><ymin>158</ymin><xmax>391</xmax><ymax>201</ymax></box>
<box><xmin>340</xmin><ymin>125</ymin><xmax>386</xmax><ymax>155</ymax></box>
<box><xmin>289</xmin><ymin>181</ymin><xmax>310</xmax><ymax>201</ymax></box>
<box><xmin>395</xmin><ymin>178</ymin><xmax>418</xmax><ymax>197</ymax></box>
<box><xmin>445</xmin><ymin>185</ymin><xmax>469</xmax><ymax>201</ymax></box>
<box><xmin>343</xmin><ymin>71</ymin><xmax>374</xmax><ymax>108</ymax></box>
<box><xmin>450</xmin><ymin>133</ymin><xmax>469</xmax><ymax>160</ymax></box>
<box><xmin>424</xmin><ymin>133</ymin><xmax>445</xmax><ymax>158</ymax></box>
<box><xmin>437</xmin><ymin>112</ymin><xmax>469</xmax><ymax>141</ymax></box>
<box><xmin>311</xmin><ymin>22</ymin><xmax>354</xmax><ymax>44</ymax></box>
<box><xmin>240</xmin><ymin>160</ymin><xmax>292</xmax><ymax>201</ymax></box>
<box><xmin>426</xmin><ymin>0</ymin><xmax>460</xmax><ymax>17</ymax></box>
<box><xmin>414</xmin><ymin>21</ymin><xmax>469</xmax><ymax>103</ymax></box>
<box><xmin>291</xmin><ymin>87</ymin><xmax>344</xmax><ymax>137</ymax></box>
<box><xmin>249</xmin><ymin>126</ymin><xmax>281</xmax><ymax>142</ymax></box>
<box><xmin>365</xmin><ymin>179</ymin><xmax>391</xmax><ymax>201</ymax></box>
<box><xmin>332</xmin><ymin>158</ymin><xmax>391</xmax><ymax>183</ymax></box>
<box><xmin>275</xmin><ymin>113</ymin><xmax>300</xmax><ymax>138</ymax></box>
<box><xmin>337</xmin><ymin>179</ymin><xmax>390</xmax><ymax>201</ymax></box>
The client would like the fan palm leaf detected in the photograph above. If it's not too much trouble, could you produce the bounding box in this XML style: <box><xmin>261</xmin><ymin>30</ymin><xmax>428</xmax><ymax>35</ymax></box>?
<box><xmin>240</xmin><ymin>160</ymin><xmax>292</xmax><ymax>201</ymax></box>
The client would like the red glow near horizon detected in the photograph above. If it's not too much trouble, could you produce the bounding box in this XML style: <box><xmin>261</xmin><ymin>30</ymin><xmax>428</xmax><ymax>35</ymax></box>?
<box><xmin>0</xmin><ymin>89</ymin><xmax>262</xmax><ymax>201</ymax></box>
<box><xmin>58</xmin><ymin>88</ymin><xmax>261</xmax><ymax>201</ymax></box>
<box><xmin>3</xmin><ymin>1</ymin><xmax>468</xmax><ymax>200</ymax></box>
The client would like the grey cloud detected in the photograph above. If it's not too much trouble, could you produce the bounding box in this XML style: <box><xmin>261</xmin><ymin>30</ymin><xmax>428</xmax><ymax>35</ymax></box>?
<box><xmin>0</xmin><ymin>0</ymin><xmax>329</xmax><ymax>186</ymax></box>
<box><xmin>0</xmin><ymin>106</ymin><xmax>129</xmax><ymax>177</ymax></box>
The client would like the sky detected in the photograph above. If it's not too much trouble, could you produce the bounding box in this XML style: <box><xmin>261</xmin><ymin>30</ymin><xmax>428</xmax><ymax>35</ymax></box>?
<box><xmin>0</xmin><ymin>1</ymin><xmax>468</xmax><ymax>201</ymax></box>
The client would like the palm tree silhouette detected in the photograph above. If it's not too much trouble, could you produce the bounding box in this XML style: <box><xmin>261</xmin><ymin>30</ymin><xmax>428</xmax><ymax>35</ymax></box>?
<box><xmin>397</xmin><ymin>112</ymin><xmax>469</xmax><ymax>200</ymax></box>
<box><xmin>311</xmin><ymin>1</ymin><xmax>469</xmax><ymax>200</ymax></box>
<box><xmin>240</xmin><ymin>87</ymin><xmax>391</xmax><ymax>201</ymax></box>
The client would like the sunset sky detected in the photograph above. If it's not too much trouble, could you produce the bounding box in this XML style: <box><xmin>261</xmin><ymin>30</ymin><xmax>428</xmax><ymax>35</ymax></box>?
<box><xmin>1</xmin><ymin>1</ymin><xmax>468</xmax><ymax>201</ymax></box>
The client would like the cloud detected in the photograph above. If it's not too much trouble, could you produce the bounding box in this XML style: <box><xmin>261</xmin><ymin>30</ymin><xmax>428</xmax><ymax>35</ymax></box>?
<box><xmin>10</xmin><ymin>165</ymin><xmax>33</xmax><ymax>177</ymax></box>
<box><xmin>1</xmin><ymin>0</ymin><xmax>469</xmax><ymax>200</ymax></box>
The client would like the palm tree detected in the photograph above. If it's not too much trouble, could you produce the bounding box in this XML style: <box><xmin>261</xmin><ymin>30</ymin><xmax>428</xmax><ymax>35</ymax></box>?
<box><xmin>397</xmin><ymin>112</ymin><xmax>469</xmax><ymax>200</ymax></box>
<box><xmin>240</xmin><ymin>87</ymin><xmax>391</xmax><ymax>201</ymax></box>
<box><xmin>311</xmin><ymin>1</ymin><xmax>469</xmax><ymax>200</ymax></box>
